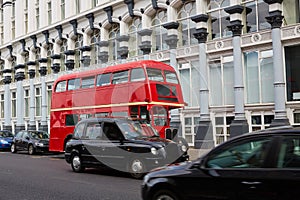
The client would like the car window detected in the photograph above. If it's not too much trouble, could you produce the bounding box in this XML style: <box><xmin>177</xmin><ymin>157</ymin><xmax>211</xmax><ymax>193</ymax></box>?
<box><xmin>206</xmin><ymin>137</ymin><xmax>272</xmax><ymax>168</ymax></box>
<box><xmin>74</xmin><ymin>123</ymin><xmax>85</xmax><ymax>138</ymax></box>
<box><xmin>277</xmin><ymin>136</ymin><xmax>300</xmax><ymax>168</ymax></box>
<box><xmin>15</xmin><ymin>132</ymin><xmax>23</xmax><ymax>138</ymax></box>
<box><xmin>103</xmin><ymin>122</ymin><xmax>123</xmax><ymax>140</ymax></box>
<box><xmin>85</xmin><ymin>123</ymin><xmax>102</xmax><ymax>139</ymax></box>
<box><xmin>22</xmin><ymin>132</ymin><xmax>29</xmax><ymax>139</ymax></box>
<box><xmin>0</xmin><ymin>131</ymin><xmax>13</xmax><ymax>137</ymax></box>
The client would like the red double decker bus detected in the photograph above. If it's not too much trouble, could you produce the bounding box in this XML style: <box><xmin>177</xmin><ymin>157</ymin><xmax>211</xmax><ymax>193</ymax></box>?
<box><xmin>49</xmin><ymin>60</ymin><xmax>185</xmax><ymax>152</ymax></box>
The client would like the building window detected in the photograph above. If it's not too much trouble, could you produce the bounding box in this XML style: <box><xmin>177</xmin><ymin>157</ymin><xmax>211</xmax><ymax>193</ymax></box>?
<box><xmin>251</xmin><ymin>113</ymin><xmax>274</xmax><ymax>131</ymax></box>
<box><xmin>207</xmin><ymin>0</ymin><xmax>231</xmax><ymax>40</ymax></box>
<box><xmin>0</xmin><ymin>94</ymin><xmax>4</xmax><ymax>118</ymax></box>
<box><xmin>244</xmin><ymin>50</ymin><xmax>274</xmax><ymax>104</ymax></box>
<box><xmin>183</xmin><ymin>116</ymin><xmax>200</xmax><ymax>146</ymax></box>
<box><xmin>151</xmin><ymin>10</ymin><xmax>168</xmax><ymax>52</ymax></box>
<box><xmin>11</xmin><ymin>91</ymin><xmax>16</xmax><ymax>118</ymax></box>
<box><xmin>61</xmin><ymin>0</ymin><xmax>65</xmax><ymax>20</ymax></box>
<box><xmin>179</xmin><ymin>60</ymin><xmax>201</xmax><ymax>107</ymax></box>
<box><xmin>242</xmin><ymin>0</ymin><xmax>270</xmax><ymax>33</ymax></box>
<box><xmin>108</xmin><ymin>23</ymin><xmax>120</xmax><ymax>61</ymax></box>
<box><xmin>47</xmin><ymin>0</ymin><xmax>52</xmax><ymax>25</ymax></box>
<box><xmin>12</xmin><ymin>0</ymin><xmax>15</xmax><ymax>39</ymax></box>
<box><xmin>24</xmin><ymin>89</ymin><xmax>29</xmax><ymax>117</ymax></box>
<box><xmin>35</xmin><ymin>87</ymin><xmax>41</xmax><ymax>116</ymax></box>
<box><xmin>35</xmin><ymin>49</ymin><xmax>40</xmax><ymax>78</ymax></box>
<box><xmin>285</xmin><ymin>45</ymin><xmax>300</xmax><ymax>101</ymax></box>
<box><xmin>35</xmin><ymin>0</ymin><xmax>39</xmax><ymax>29</ymax></box>
<box><xmin>90</xmin><ymin>29</ymin><xmax>100</xmax><ymax>65</ymax></box>
<box><xmin>209</xmin><ymin>56</ymin><xmax>234</xmax><ymax>106</ymax></box>
<box><xmin>178</xmin><ymin>1</ymin><xmax>197</xmax><ymax>47</ymax></box>
<box><xmin>75</xmin><ymin>35</ymin><xmax>83</xmax><ymax>68</ymax></box>
<box><xmin>214</xmin><ymin>116</ymin><xmax>234</xmax><ymax>145</ymax></box>
<box><xmin>92</xmin><ymin>0</ymin><xmax>98</xmax><ymax>8</ymax></box>
<box><xmin>128</xmin><ymin>17</ymin><xmax>142</xmax><ymax>57</ymax></box>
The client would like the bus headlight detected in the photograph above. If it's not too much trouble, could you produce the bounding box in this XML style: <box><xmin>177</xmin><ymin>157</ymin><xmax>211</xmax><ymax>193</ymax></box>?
<box><xmin>151</xmin><ymin>147</ymin><xmax>158</xmax><ymax>155</ymax></box>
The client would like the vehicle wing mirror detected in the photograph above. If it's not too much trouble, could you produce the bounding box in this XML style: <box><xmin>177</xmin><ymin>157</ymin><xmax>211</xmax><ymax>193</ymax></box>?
<box><xmin>25</xmin><ymin>136</ymin><xmax>30</xmax><ymax>140</ymax></box>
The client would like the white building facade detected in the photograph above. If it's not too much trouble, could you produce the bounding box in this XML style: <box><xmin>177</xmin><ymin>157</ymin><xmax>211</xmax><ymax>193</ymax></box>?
<box><xmin>0</xmin><ymin>0</ymin><xmax>299</xmax><ymax>149</ymax></box>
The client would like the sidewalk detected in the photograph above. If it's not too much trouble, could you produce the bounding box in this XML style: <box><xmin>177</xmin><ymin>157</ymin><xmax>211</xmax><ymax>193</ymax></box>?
<box><xmin>188</xmin><ymin>148</ymin><xmax>210</xmax><ymax>161</ymax></box>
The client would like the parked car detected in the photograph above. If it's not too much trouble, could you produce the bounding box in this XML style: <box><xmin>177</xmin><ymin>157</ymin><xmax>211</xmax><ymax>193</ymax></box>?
<box><xmin>141</xmin><ymin>126</ymin><xmax>300</xmax><ymax>200</ymax></box>
<box><xmin>0</xmin><ymin>130</ymin><xmax>13</xmax><ymax>150</ymax></box>
<box><xmin>65</xmin><ymin>118</ymin><xmax>189</xmax><ymax>179</ymax></box>
<box><xmin>11</xmin><ymin>130</ymin><xmax>49</xmax><ymax>155</ymax></box>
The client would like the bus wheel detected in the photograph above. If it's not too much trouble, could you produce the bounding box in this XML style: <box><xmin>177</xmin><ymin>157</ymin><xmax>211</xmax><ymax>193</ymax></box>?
<box><xmin>128</xmin><ymin>158</ymin><xmax>146</xmax><ymax>179</ymax></box>
<box><xmin>11</xmin><ymin>143</ymin><xmax>17</xmax><ymax>153</ymax></box>
<box><xmin>28</xmin><ymin>144</ymin><xmax>35</xmax><ymax>155</ymax></box>
<box><xmin>71</xmin><ymin>154</ymin><xmax>85</xmax><ymax>173</ymax></box>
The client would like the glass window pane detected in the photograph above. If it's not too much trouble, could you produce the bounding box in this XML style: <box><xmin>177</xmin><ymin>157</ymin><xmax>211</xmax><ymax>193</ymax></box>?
<box><xmin>130</xmin><ymin>68</ymin><xmax>145</xmax><ymax>82</ymax></box>
<box><xmin>68</xmin><ymin>78</ymin><xmax>80</xmax><ymax>90</ymax></box>
<box><xmin>55</xmin><ymin>81</ymin><xmax>66</xmax><ymax>92</ymax></box>
<box><xmin>210</xmin><ymin>62</ymin><xmax>222</xmax><ymax>105</ymax></box>
<box><xmin>112</xmin><ymin>70</ymin><xmax>129</xmax><ymax>84</ymax></box>
<box><xmin>146</xmin><ymin>68</ymin><xmax>164</xmax><ymax>82</ymax></box>
<box><xmin>81</xmin><ymin>77</ymin><xmax>95</xmax><ymax>88</ymax></box>
<box><xmin>244</xmin><ymin>51</ymin><xmax>259</xmax><ymax>103</ymax></box>
<box><xmin>97</xmin><ymin>73</ymin><xmax>111</xmax><ymax>86</ymax></box>
<box><xmin>165</xmin><ymin>71</ymin><xmax>178</xmax><ymax>84</ymax></box>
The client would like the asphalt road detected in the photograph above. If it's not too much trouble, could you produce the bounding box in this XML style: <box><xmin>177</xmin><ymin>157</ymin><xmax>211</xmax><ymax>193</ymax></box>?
<box><xmin>0</xmin><ymin>151</ymin><xmax>142</xmax><ymax>200</ymax></box>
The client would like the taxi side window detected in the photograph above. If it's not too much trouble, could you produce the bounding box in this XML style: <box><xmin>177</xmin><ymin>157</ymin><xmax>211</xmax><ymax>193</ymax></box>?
<box><xmin>74</xmin><ymin>123</ymin><xmax>85</xmax><ymax>139</ymax></box>
<box><xmin>86</xmin><ymin>123</ymin><xmax>103</xmax><ymax>139</ymax></box>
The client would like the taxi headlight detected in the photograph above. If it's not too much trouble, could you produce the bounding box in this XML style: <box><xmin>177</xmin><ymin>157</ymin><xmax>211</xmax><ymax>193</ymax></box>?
<box><xmin>181</xmin><ymin>145</ymin><xmax>187</xmax><ymax>152</ymax></box>
<box><xmin>151</xmin><ymin>147</ymin><xmax>158</xmax><ymax>155</ymax></box>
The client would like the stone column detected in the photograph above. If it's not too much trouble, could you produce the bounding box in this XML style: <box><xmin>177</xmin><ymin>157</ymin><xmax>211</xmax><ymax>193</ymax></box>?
<box><xmin>138</xmin><ymin>12</ymin><xmax>152</xmax><ymax>60</ymax></box>
<box><xmin>98</xmin><ymin>27</ymin><xmax>109</xmax><ymax>65</ymax></box>
<box><xmin>14</xmin><ymin>53</ymin><xmax>26</xmax><ymax>133</ymax></box>
<box><xmin>264</xmin><ymin>0</ymin><xmax>289</xmax><ymax>126</ymax></box>
<box><xmin>65</xmin><ymin>37</ymin><xmax>75</xmax><ymax>71</ymax></box>
<box><xmin>27</xmin><ymin>49</ymin><xmax>37</xmax><ymax>130</ymax></box>
<box><xmin>225</xmin><ymin>5</ymin><xmax>249</xmax><ymax>137</ymax></box>
<box><xmin>80</xmin><ymin>32</ymin><xmax>92</xmax><ymax>67</ymax></box>
<box><xmin>191</xmin><ymin>14</ymin><xmax>214</xmax><ymax>149</ymax></box>
<box><xmin>3</xmin><ymin>60</ymin><xmax>12</xmax><ymax>132</ymax></box>
<box><xmin>38</xmin><ymin>45</ymin><xmax>49</xmax><ymax>131</ymax></box>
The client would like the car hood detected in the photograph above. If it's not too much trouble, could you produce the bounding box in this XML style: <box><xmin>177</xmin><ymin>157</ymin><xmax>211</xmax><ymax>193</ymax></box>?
<box><xmin>130</xmin><ymin>136</ymin><xmax>173</xmax><ymax>148</ymax></box>
<box><xmin>146</xmin><ymin>161</ymin><xmax>193</xmax><ymax>178</ymax></box>
<box><xmin>0</xmin><ymin>137</ymin><xmax>13</xmax><ymax>142</ymax></box>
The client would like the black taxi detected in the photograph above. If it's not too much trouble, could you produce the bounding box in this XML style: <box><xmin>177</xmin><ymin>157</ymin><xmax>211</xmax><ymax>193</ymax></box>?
<box><xmin>65</xmin><ymin>118</ymin><xmax>189</xmax><ymax>178</ymax></box>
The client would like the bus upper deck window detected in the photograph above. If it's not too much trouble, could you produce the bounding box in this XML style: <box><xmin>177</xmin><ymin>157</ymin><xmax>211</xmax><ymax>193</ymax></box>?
<box><xmin>165</xmin><ymin>71</ymin><xmax>178</xmax><ymax>84</ymax></box>
<box><xmin>146</xmin><ymin>68</ymin><xmax>164</xmax><ymax>82</ymax></box>
<box><xmin>68</xmin><ymin>78</ymin><xmax>80</xmax><ymax>90</ymax></box>
<box><xmin>55</xmin><ymin>81</ymin><xmax>67</xmax><ymax>92</ymax></box>
<box><xmin>96</xmin><ymin>73</ymin><xmax>111</xmax><ymax>86</ymax></box>
<box><xmin>130</xmin><ymin>68</ymin><xmax>145</xmax><ymax>82</ymax></box>
<box><xmin>81</xmin><ymin>77</ymin><xmax>95</xmax><ymax>88</ymax></box>
<box><xmin>112</xmin><ymin>70</ymin><xmax>129</xmax><ymax>84</ymax></box>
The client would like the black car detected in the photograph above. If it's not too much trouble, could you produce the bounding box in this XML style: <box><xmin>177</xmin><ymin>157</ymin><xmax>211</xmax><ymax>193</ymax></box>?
<box><xmin>141</xmin><ymin>126</ymin><xmax>300</xmax><ymax>200</ymax></box>
<box><xmin>11</xmin><ymin>130</ymin><xmax>49</xmax><ymax>155</ymax></box>
<box><xmin>65</xmin><ymin>118</ymin><xmax>189</xmax><ymax>178</ymax></box>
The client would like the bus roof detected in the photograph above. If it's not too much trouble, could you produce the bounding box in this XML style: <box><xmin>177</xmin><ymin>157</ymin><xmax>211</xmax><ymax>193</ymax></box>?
<box><xmin>54</xmin><ymin>60</ymin><xmax>173</xmax><ymax>83</ymax></box>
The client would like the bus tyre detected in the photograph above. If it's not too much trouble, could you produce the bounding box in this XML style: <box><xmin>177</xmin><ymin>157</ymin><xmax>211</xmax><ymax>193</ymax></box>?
<box><xmin>128</xmin><ymin>158</ymin><xmax>146</xmax><ymax>179</ymax></box>
<box><xmin>71</xmin><ymin>154</ymin><xmax>85</xmax><ymax>173</ymax></box>
<box><xmin>28</xmin><ymin>144</ymin><xmax>35</xmax><ymax>155</ymax></box>
<box><xmin>152</xmin><ymin>189</ymin><xmax>180</xmax><ymax>200</ymax></box>
<box><xmin>11</xmin><ymin>143</ymin><xmax>17</xmax><ymax>153</ymax></box>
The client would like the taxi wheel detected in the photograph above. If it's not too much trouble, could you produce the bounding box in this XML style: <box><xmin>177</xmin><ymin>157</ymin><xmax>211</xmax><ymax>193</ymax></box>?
<box><xmin>71</xmin><ymin>154</ymin><xmax>85</xmax><ymax>173</ymax></box>
<box><xmin>11</xmin><ymin>143</ymin><xmax>17</xmax><ymax>153</ymax></box>
<box><xmin>129</xmin><ymin>158</ymin><xmax>146</xmax><ymax>179</ymax></box>
<box><xmin>152</xmin><ymin>189</ymin><xmax>180</xmax><ymax>200</ymax></box>
<box><xmin>28</xmin><ymin>145</ymin><xmax>35</xmax><ymax>155</ymax></box>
